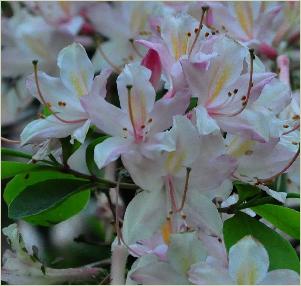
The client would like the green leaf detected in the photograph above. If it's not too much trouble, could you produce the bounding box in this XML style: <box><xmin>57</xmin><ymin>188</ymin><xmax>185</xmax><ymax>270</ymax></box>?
<box><xmin>251</xmin><ymin>204</ymin><xmax>300</xmax><ymax>239</ymax></box>
<box><xmin>4</xmin><ymin>170</ymin><xmax>91</xmax><ymax>226</ymax></box>
<box><xmin>86</xmin><ymin>136</ymin><xmax>109</xmax><ymax>177</ymax></box>
<box><xmin>60</xmin><ymin>137</ymin><xmax>81</xmax><ymax>165</ymax></box>
<box><xmin>223</xmin><ymin>212</ymin><xmax>299</xmax><ymax>273</ymax></box>
<box><xmin>1</xmin><ymin>147</ymin><xmax>32</xmax><ymax>160</ymax></box>
<box><xmin>186</xmin><ymin>97</ymin><xmax>198</xmax><ymax>113</ymax></box>
<box><xmin>234</xmin><ymin>181</ymin><xmax>261</xmax><ymax>203</ymax></box>
<box><xmin>274</xmin><ymin>174</ymin><xmax>287</xmax><ymax>193</ymax></box>
<box><xmin>24</xmin><ymin>191</ymin><xmax>90</xmax><ymax>226</ymax></box>
<box><xmin>1</xmin><ymin>161</ymin><xmax>52</xmax><ymax>179</ymax></box>
<box><xmin>4</xmin><ymin>170</ymin><xmax>84</xmax><ymax>204</ymax></box>
<box><xmin>8</xmin><ymin>179</ymin><xmax>92</xmax><ymax>220</ymax></box>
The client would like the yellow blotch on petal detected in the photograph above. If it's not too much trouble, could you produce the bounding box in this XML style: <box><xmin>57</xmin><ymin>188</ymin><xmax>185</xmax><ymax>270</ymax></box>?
<box><xmin>236</xmin><ymin>265</ymin><xmax>257</xmax><ymax>285</ymax></box>
<box><xmin>208</xmin><ymin>67</ymin><xmax>230</xmax><ymax>103</ymax></box>
<box><xmin>234</xmin><ymin>3</ymin><xmax>253</xmax><ymax>38</ymax></box>
<box><xmin>70</xmin><ymin>73</ymin><xmax>86</xmax><ymax>97</ymax></box>
<box><xmin>227</xmin><ymin>137</ymin><xmax>255</xmax><ymax>158</ymax></box>
<box><xmin>165</xmin><ymin>151</ymin><xmax>186</xmax><ymax>175</ymax></box>
<box><xmin>161</xmin><ymin>219</ymin><xmax>172</xmax><ymax>245</ymax></box>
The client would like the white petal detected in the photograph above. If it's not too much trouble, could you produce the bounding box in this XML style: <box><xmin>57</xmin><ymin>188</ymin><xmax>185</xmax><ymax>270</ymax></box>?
<box><xmin>117</xmin><ymin>63</ymin><xmax>156</xmax><ymax>123</ymax></box>
<box><xmin>195</xmin><ymin>105</ymin><xmax>220</xmax><ymax>135</ymax></box>
<box><xmin>261</xmin><ymin>269</ymin><xmax>300</xmax><ymax>285</ymax></box>
<box><xmin>71</xmin><ymin>119</ymin><xmax>90</xmax><ymax>144</ymax></box>
<box><xmin>131</xmin><ymin>261</ymin><xmax>189</xmax><ymax>284</ymax></box>
<box><xmin>167</xmin><ymin>232</ymin><xmax>206</xmax><ymax>275</ymax></box>
<box><xmin>94</xmin><ymin>136</ymin><xmax>131</xmax><ymax>169</ymax></box>
<box><xmin>58</xmin><ymin>43</ymin><xmax>94</xmax><ymax>97</ymax></box>
<box><xmin>90</xmin><ymin>69</ymin><xmax>112</xmax><ymax>98</ymax></box>
<box><xmin>122</xmin><ymin>189</ymin><xmax>166</xmax><ymax>245</ymax></box>
<box><xmin>229</xmin><ymin>235</ymin><xmax>269</xmax><ymax>284</ymax></box>
<box><xmin>189</xmin><ymin>262</ymin><xmax>234</xmax><ymax>285</ymax></box>
<box><xmin>20</xmin><ymin>116</ymin><xmax>82</xmax><ymax>145</ymax></box>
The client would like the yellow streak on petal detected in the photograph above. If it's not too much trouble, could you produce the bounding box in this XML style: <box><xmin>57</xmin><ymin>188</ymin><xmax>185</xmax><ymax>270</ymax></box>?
<box><xmin>59</xmin><ymin>1</ymin><xmax>70</xmax><ymax>15</ymax></box>
<box><xmin>70</xmin><ymin>73</ymin><xmax>85</xmax><ymax>97</ymax></box>
<box><xmin>165</xmin><ymin>151</ymin><xmax>186</xmax><ymax>174</ymax></box>
<box><xmin>172</xmin><ymin>34</ymin><xmax>180</xmax><ymax>61</ymax></box>
<box><xmin>208</xmin><ymin>67</ymin><xmax>230</xmax><ymax>104</ymax></box>
<box><xmin>24</xmin><ymin>36</ymin><xmax>49</xmax><ymax>59</ymax></box>
<box><xmin>161</xmin><ymin>219</ymin><xmax>172</xmax><ymax>245</ymax></box>
<box><xmin>236</xmin><ymin>265</ymin><xmax>257</xmax><ymax>285</ymax></box>
<box><xmin>228</xmin><ymin>137</ymin><xmax>255</xmax><ymax>158</ymax></box>
<box><xmin>234</xmin><ymin>3</ymin><xmax>253</xmax><ymax>38</ymax></box>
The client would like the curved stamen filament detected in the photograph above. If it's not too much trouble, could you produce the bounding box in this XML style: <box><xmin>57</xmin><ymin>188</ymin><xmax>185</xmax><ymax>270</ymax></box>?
<box><xmin>32</xmin><ymin>61</ymin><xmax>87</xmax><ymax>124</ymax></box>
<box><xmin>126</xmin><ymin>85</ymin><xmax>139</xmax><ymax>142</ymax></box>
<box><xmin>257</xmin><ymin>144</ymin><xmax>300</xmax><ymax>184</ymax></box>
<box><xmin>129</xmin><ymin>39</ymin><xmax>143</xmax><ymax>58</ymax></box>
<box><xmin>211</xmin><ymin>49</ymin><xmax>254</xmax><ymax>117</ymax></box>
<box><xmin>166</xmin><ymin>176</ymin><xmax>178</xmax><ymax>213</ymax></box>
<box><xmin>283</xmin><ymin>123</ymin><xmax>300</xmax><ymax>135</ymax></box>
<box><xmin>96</xmin><ymin>38</ymin><xmax>121</xmax><ymax>73</ymax></box>
<box><xmin>188</xmin><ymin>6</ymin><xmax>209</xmax><ymax>57</ymax></box>
<box><xmin>176</xmin><ymin>167</ymin><xmax>191</xmax><ymax>212</ymax></box>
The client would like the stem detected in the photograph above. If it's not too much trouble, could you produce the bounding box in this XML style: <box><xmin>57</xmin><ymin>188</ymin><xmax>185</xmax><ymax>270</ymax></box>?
<box><xmin>110</xmin><ymin>244</ymin><xmax>128</xmax><ymax>285</ymax></box>
<box><xmin>1</xmin><ymin>147</ymin><xmax>138</xmax><ymax>190</ymax></box>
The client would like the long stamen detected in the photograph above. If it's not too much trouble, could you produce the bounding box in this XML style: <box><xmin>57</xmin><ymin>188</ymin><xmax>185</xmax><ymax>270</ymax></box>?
<box><xmin>129</xmin><ymin>38</ymin><xmax>143</xmax><ymax>58</ymax></box>
<box><xmin>167</xmin><ymin>176</ymin><xmax>178</xmax><ymax>212</ymax></box>
<box><xmin>188</xmin><ymin>6</ymin><xmax>209</xmax><ymax>57</ymax></box>
<box><xmin>96</xmin><ymin>38</ymin><xmax>121</xmax><ymax>73</ymax></box>
<box><xmin>126</xmin><ymin>85</ymin><xmax>138</xmax><ymax>141</ymax></box>
<box><xmin>257</xmin><ymin>144</ymin><xmax>300</xmax><ymax>184</ymax></box>
<box><xmin>32</xmin><ymin>61</ymin><xmax>87</xmax><ymax>124</ymax></box>
<box><xmin>212</xmin><ymin>48</ymin><xmax>254</xmax><ymax>117</ymax></box>
<box><xmin>1</xmin><ymin>137</ymin><xmax>21</xmax><ymax>144</ymax></box>
<box><xmin>176</xmin><ymin>167</ymin><xmax>191</xmax><ymax>212</ymax></box>
<box><xmin>283</xmin><ymin>123</ymin><xmax>300</xmax><ymax>135</ymax></box>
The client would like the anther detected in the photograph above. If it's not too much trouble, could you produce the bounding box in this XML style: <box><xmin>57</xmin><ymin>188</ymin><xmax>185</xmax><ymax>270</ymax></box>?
<box><xmin>141</xmin><ymin>124</ymin><xmax>145</xmax><ymax>129</ymax></box>
<box><xmin>194</xmin><ymin>28</ymin><xmax>199</xmax><ymax>34</ymax></box>
<box><xmin>228</xmin><ymin>91</ymin><xmax>232</xmax><ymax>97</ymax></box>
<box><xmin>245</xmin><ymin>150</ymin><xmax>253</xmax><ymax>156</ymax></box>
<box><xmin>148</xmin><ymin>118</ymin><xmax>153</xmax><ymax>123</ymax></box>
<box><xmin>233</xmin><ymin>89</ymin><xmax>238</xmax><ymax>94</ymax></box>
<box><xmin>187</xmin><ymin>32</ymin><xmax>191</xmax><ymax>37</ymax></box>
<box><xmin>211</xmin><ymin>31</ymin><xmax>216</xmax><ymax>35</ymax></box>
<box><xmin>292</xmin><ymin>115</ymin><xmax>300</xmax><ymax>120</ymax></box>
<box><xmin>156</xmin><ymin>25</ymin><xmax>161</xmax><ymax>33</ymax></box>
<box><xmin>283</xmin><ymin>124</ymin><xmax>289</xmax><ymax>128</ymax></box>
<box><xmin>122</xmin><ymin>127</ymin><xmax>127</xmax><ymax>131</ymax></box>
<box><xmin>241</xmin><ymin>96</ymin><xmax>247</xmax><ymax>101</ymax></box>
<box><xmin>126</xmin><ymin>85</ymin><xmax>133</xmax><ymax>90</ymax></box>
<box><xmin>205</xmin><ymin>32</ymin><xmax>210</xmax><ymax>37</ymax></box>
<box><xmin>292</xmin><ymin>141</ymin><xmax>298</xmax><ymax>145</ymax></box>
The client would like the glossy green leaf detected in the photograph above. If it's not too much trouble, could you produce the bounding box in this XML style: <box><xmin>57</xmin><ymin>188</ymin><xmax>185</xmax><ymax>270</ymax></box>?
<box><xmin>4</xmin><ymin>170</ymin><xmax>91</xmax><ymax>226</ymax></box>
<box><xmin>85</xmin><ymin>136</ymin><xmax>109</xmax><ymax>177</ymax></box>
<box><xmin>252</xmin><ymin>204</ymin><xmax>300</xmax><ymax>239</ymax></box>
<box><xmin>60</xmin><ymin>136</ymin><xmax>81</xmax><ymax>165</ymax></box>
<box><xmin>8</xmin><ymin>179</ymin><xmax>92</xmax><ymax>219</ymax></box>
<box><xmin>234</xmin><ymin>181</ymin><xmax>261</xmax><ymax>203</ymax></box>
<box><xmin>25</xmin><ymin>191</ymin><xmax>90</xmax><ymax>226</ymax></box>
<box><xmin>4</xmin><ymin>170</ymin><xmax>85</xmax><ymax>204</ymax></box>
<box><xmin>1</xmin><ymin>161</ymin><xmax>52</xmax><ymax>179</ymax></box>
<box><xmin>223</xmin><ymin>212</ymin><xmax>299</xmax><ymax>273</ymax></box>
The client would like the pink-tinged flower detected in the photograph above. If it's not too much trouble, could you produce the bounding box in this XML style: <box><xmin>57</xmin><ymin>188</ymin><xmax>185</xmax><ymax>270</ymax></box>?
<box><xmin>86</xmin><ymin>2</ymin><xmax>166</xmax><ymax>73</ymax></box>
<box><xmin>1</xmin><ymin>4</ymin><xmax>75</xmax><ymax>78</ymax></box>
<box><xmin>137</xmin><ymin>11</ymin><xmax>215</xmax><ymax>95</ymax></box>
<box><xmin>20</xmin><ymin>43</ymin><xmax>105</xmax><ymax>145</ymax></box>
<box><xmin>25</xmin><ymin>2</ymin><xmax>90</xmax><ymax>36</ymax></box>
<box><xmin>203</xmin><ymin>2</ymin><xmax>281</xmax><ymax>52</ymax></box>
<box><xmin>189</xmin><ymin>235</ymin><xmax>300</xmax><ymax>285</ymax></box>
<box><xmin>129</xmin><ymin>231</ymin><xmax>206</xmax><ymax>284</ymax></box>
<box><xmin>181</xmin><ymin>35</ymin><xmax>290</xmax><ymax>142</ymax></box>
<box><xmin>81</xmin><ymin>63</ymin><xmax>190</xmax><ymax>172</ymax></box>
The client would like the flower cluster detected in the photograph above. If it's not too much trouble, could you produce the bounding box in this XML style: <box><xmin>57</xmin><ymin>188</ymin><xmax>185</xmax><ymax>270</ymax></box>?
<box><xmin>1</xmin><ymin>1</ymin><xmax>300</xmax><ymax>285</ymax></box>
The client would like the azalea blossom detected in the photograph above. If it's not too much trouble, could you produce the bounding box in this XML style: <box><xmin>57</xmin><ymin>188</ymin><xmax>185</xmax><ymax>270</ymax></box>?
<box><xmin>189</xmin><ymin>235</ymin><xmax>300</xmax><ymax>285</ymax></box>
<box><xmin>20</xmin><ymin>43</ymin><xmax>97</xmax><ymax>145</ymax></box>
